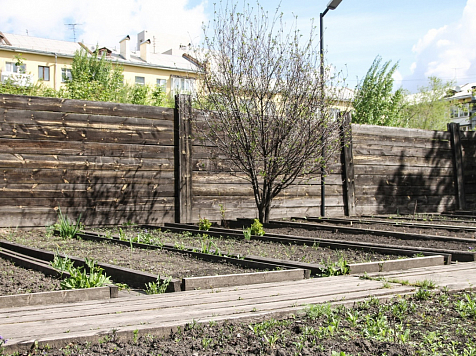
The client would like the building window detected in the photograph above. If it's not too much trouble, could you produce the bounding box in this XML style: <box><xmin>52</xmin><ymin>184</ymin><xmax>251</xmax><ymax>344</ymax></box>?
<box><xmin>38</xmin><ymin>66</ymin><xmax>50</xmax><ymax>81</ymax></box>
<box><xmin>135</xmin><ymin>76</ymin><xmax>145</xmax><ymax>85</ymax></box>
<box><xmin>61</xmin><ymin>68</ymin><xmax>72</xmax><ymax>82</ymax></box>
<box><xmin>5</xmin><ymin>61</ymin><xmax>26</xmax><ymax>74</ymax></box>
<box><xmin>156</xmin><ymin>78</ymin><xmax>167</xmax><ymax>88</ymax></box>
<box><xmin>172</xmin><ymin>77</ymin><xmax>195</xmax><ymax>94</ymax></box>
<box><xmin>450</xmin><ymin>103</ymin><xmax>470</xmax><ymax>118</ymax></box>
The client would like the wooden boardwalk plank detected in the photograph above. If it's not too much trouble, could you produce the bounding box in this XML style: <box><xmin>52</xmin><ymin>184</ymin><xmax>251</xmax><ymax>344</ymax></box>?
<box><xmin>2</xmin><ymin>263</ymin><xmax>476</xmax><ymax>352</ymax></box>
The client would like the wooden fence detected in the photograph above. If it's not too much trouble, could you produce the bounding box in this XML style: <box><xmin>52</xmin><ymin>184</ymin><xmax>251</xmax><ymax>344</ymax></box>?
<box><xmin>462</xmin><ymin>130</ymin><xmax>476</xmax><ymax>210</ymax></box>
<box><xmin>0</xmin><ymin>94</ymin><xmax>176</xmax><ymax>227</ymax></box>
<box><xmin>0</xmin><ymin>93</ymin><xmax>474</xmax><ymax>227</ymax></box>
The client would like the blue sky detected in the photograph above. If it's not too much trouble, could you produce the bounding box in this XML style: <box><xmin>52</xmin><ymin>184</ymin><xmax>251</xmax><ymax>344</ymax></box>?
<box><xmin>1</xmin><ymin>0</ymin><xmax>474</xmax><ymax>92</ymax></box>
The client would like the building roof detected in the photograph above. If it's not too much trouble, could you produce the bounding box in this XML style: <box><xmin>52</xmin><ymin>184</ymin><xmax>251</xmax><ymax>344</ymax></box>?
<box><xmin>446</xmin><ymin>82</ymin><xmax>476</xmax><ymax>101</ymax></box>
<box><xmin>0</xmin><ymin>32</ymin><xmax>197</xmax><ymax>73</ymax></box>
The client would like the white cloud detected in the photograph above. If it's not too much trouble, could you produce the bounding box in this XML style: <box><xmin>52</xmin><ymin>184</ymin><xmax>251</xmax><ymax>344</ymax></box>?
<box><xmin>0</xmin><ymin>0</ymin><xmax>207</xmax><ymax>49</ymax></box>
<box><xmin>407</xmin><ymin>0</ymin><xmax>476</xmax><ymax>87</ymax></box>
<box><xmin>392</xmin><ymin>69</ymin><xmax>403</xmax><ymax>88</ymax></box>
<box><xmin>412</xmin><ymin>26</ymin><xmax>447</xmax><ymax>54</ymax></box>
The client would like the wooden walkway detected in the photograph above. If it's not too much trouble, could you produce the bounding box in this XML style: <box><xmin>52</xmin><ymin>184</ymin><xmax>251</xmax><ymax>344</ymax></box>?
<box><xmin>2</xmin><ymin>262</ymin><xmax>476</xmax><ymax>353</ymax></box>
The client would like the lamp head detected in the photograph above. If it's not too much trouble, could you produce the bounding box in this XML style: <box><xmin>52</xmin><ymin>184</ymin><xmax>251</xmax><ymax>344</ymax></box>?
<box><xmin>327</xmin><ymin>0</ymin><xmax>343</xmax><ymax>10</ymax></box>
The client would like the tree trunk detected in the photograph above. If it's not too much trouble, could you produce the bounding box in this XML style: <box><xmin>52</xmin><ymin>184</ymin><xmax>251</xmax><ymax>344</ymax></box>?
<box><xmin>258</xmin><ymin>198</ymin><xmax>272</xmax><ymax>224</ymax></box>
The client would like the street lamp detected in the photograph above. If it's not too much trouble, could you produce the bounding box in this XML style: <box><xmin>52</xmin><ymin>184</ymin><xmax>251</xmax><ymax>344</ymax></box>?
<box><xmin>320</xmin><ymin>0</ymin><xmax>342</xmax><ymax>217</ymax></box>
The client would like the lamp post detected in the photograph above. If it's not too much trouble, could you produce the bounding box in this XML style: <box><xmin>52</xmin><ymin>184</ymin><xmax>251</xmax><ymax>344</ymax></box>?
<box><xmin>320</xmin><ymin>0</ymin><xmax>342</xmax><ymax>217</ymax></box>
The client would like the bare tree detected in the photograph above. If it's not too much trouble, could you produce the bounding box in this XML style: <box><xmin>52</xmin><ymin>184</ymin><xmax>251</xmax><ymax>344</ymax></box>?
<box><xmin>193</xmin><ymin>1</ymin><xmax>348</xmax><ymax>223</ymax></box>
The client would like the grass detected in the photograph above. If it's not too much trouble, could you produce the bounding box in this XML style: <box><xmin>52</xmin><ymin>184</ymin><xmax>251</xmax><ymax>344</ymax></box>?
<box><xmin>145</xmin><ymin>275</ymin><xmax>172</xmax><ymax>294</ymax></box>
<box><xmin>56</xmin><ymin>207</ymin><xmax>83</xmax><ymax>239</ymax></box>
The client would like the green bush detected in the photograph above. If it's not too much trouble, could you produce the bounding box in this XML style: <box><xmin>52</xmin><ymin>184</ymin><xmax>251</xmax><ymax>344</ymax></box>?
<box><xmin>250</xmin><ymin>219</ymin><xmax>265</xmax><ymax>236</ymax></box>
<box><xmin>198</xmin><ymin>217</ymin><xmax>212</xmax><ymax>231</ymax></box>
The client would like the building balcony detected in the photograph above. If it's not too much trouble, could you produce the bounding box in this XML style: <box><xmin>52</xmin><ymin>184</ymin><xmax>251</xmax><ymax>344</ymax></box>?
<box><xmin>1</xmin><ymin>72</ymin><xmax>33</xmax><ymax>86</ymax></box>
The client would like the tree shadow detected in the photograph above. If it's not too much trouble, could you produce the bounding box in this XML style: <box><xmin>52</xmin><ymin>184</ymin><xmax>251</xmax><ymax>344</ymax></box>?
<box><xmin>375</xmin><ymin>131</ymin><xmax>455</xmax><ymax>214</ymax></box>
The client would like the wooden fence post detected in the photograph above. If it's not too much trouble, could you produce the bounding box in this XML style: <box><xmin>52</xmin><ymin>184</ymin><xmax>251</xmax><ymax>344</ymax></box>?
<box><xmin>174</xmin><ymin>94</ymin><xmax>193</xmax><ymax>223</ymax></box>
<box><xmin>341</xmin><ymin>112</ymin><xmax>356</xmax><ymax>216</ymax></box>
<box><xmin>448</xmin><ymin>123</ymin><xmax>466</xmax><ymax>210</ymax></box>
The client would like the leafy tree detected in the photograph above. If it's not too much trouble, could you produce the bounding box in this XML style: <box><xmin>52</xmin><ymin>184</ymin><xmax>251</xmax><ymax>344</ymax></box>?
<box><xmin>404</xmin><ymin>76</ymin><xmax>454</xmax><ymax>130</ymax></box>
<box><xmin>65</xmin><ymin>48</ymin><xmax>125</xmax><ymax>102</ymax></box>
<box><xmin>353</xmin><ymin>56</ymin><xmax>406</xmax><ymax>127</ymax></box>
<box><xmin>0</xmin><ymin>48</ymin><xmax>170</xmax><ymax>107</ymax></box>
<box><xmin>193</xmin><ymin>2</ymin><xmax>347</xmax><ymax>223</ymax></box>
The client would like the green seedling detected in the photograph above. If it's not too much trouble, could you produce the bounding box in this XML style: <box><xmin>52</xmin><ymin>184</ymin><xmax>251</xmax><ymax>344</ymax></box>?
<box><xmin>60</xmin><ymin>257</ymin><xmax>111</xmax><ymax>289</ymax></box>
<box><xmin>198</xmin><ymin>217</ymin><xmax>212</xmax><ymax>231</ymax></box>
<box><xmin>50</xmin><ymin>253</ymin><xmax>75</xmax><ymax>274</ymax></box>
<box><xmin>56</xmin><ymin>206</ymin><xmax>83</xmax><ymax>239</ymax></box>
<box><xmin>145</xmin><ymin>275</ymin><xmax>172</xmax><ymax>294</ymax></box>
<box><xmin>250</xmin><ymin>219</ymin><xmax>265</xmax><ymax>236</ymax></box>
<box><xmin>243</xmin><ymin>227</ymin><xmax>252</xmax><ymax>241</ymax></box>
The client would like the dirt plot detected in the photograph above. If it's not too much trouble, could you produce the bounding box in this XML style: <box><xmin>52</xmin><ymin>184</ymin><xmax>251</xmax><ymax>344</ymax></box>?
<box><xmin>7</xmin><ymin>290</ymin><xmax>476</xmax><ymax>356</ymax></box>
<box><xmin>362</xmin><ymin>214</ymin><xmax>476</xmax><ymax>226</ymax></box>
<box><xmin>0</xmin><ymin>226</ymin><xmax>405</xmax><ymax>296</ymax></box>
<box><xmin>0</xmin><ymin>229</ymin><xmax>261</xmax><ymax>281</ymax></box>
<box><xmin>91</xmin><ymin>226</ymin><xmax>403</xmax><ymax>264</ymax></box>
<box><xmin>0</xmin><ymin>258</ymin><xmax>61</xmax><ymax>296</ymax></box>
<box><xmin>301</xmin><ymin>219</ymin><xmax>476</xmax><ymax>239</ymax></box>
<box><xmin>272</xmin><ymin>223</ymin><xmax>476</xmax><ymax>251</ymax></box>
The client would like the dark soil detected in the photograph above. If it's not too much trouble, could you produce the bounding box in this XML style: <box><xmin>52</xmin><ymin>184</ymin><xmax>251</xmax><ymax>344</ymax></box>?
<box><xmin>0</xmin><ymin>228</ymin><xmax>262</xmax><ymax>281</ymax></box>
<box><xmin>269</xmin><ymin>224</ymin><xmax>476</xmax><ymax>252</ymax></box>
<box><xmin>0</xmin><ymin>258</ymin><xmax>61</xmax><ymax>296</ymax></box>
<box><xmin>363</xmin><ymin>213</ymin><xmax>476</xmax><ymax>225</ymax></box>
<box><xmin>7</xmin><ymin>290</ymin><xmax>476</xmax><ymax>356</ymax></box>
<box><xmin>92</xmin><ymin>226</ymin><xmax>403</xmax><ymax>264</ymax></box>
<box><xmin>299</xmin><ymin>219</ymin><xmax>476</xmax><ymax>239</ymax></box>
<box><xmin>0</xmin><ymin>225</ymin><xmax>406</xmax><ymax>297</ymax></box>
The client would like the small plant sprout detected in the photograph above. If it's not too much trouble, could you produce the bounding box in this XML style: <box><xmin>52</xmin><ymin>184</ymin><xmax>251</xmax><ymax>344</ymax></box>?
<box><xmin>413</xmin><ymin>279</ymin><xmax>437</xmax><ymax>289</ymax></box>
<box><xmin>145</xmin><ymin>275</ymin><xmax>172</xmax><ymax>294</ymax></box>
<box><xmin>219</xmin><ymin>203</ymin><xmax>228</xmax><ymax>227</ymax></box>
<box><xmin>56</xmin><ymin>206</ymin><xmax>83</xmax><ymax>239</ymax></box>
<box><xmin>198</xmin><ymin>217</ymin><xmax>212</xmax><ymax>231</ymax></box>
<box><xmin>243</xmin><ymin>227</ymin><xmax>252</xmax><ymax>241</ymax></box>
<box><xmin>250</xmin><ymin>219</ymin><xmax>265</xmax><ymax>236</ymax></box>
<box><xmin>50</xmin><ymin>253</ymin><xmax>74</xmax><ymax>274</ymax></box>
<box><xmin>59</xmin><ymin>257</ymin><xmax>112</xmax><ymax>290</ymax></box>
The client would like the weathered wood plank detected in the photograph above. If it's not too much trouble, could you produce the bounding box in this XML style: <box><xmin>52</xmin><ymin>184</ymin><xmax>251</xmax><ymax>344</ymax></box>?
<box><xmin>2</xmin><ymin>108</ymin><xmax>174</xmax><ymax>127</ymax></box>
<box><xmin>341</xmin><ymin>113</ymin><xmax>356</xmax><ymax>216</ymax></box>
<box><xmin>353</xmin><ymin>154</ymin><xmax>453</xmax><ymax>168</ymax></box>
<box><xmin>0</xmin><ymin>94</ymin><xmax>174</xmax><ymax>119</ymax></box>
<box><xmin>352</xmin><ymin>124</ymin><xmax>451</xmax><ymax>140</ymax></box>
<box><xmin>448</xmin><ymin>123</ymin><xmax>466</xmax><ymax>210</ymax></box>
<box><xmin>0</xmin><ymin>123</ymin><xmax>175</xmax><ymax>144</ymax></box>
<box><xmin>1</xmin><ymin>168</ymin><xmax>175</xmax><ymax>185</ymax></box>
<box><xmin>0</xmin><ymin>154</ymin><xmax>174</xmax><ymax>170</ymax></box>
<box><xmin>356</xmin><ymin>184</ymin><xmax>455</xmax><ymax>196</ymax></box>
<box><xmin>174</xmin><ymin>94</ymin><xmax>193</xmax><ymax>223</ymax></box>
<box><xmin>0</xmin><ymin>138</ymin><xmax>175</xmax><ymax>158</ymax></box>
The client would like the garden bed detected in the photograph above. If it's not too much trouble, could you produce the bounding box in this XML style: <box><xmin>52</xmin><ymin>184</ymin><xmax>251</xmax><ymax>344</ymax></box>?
<box><xmin>0</xmin><ymin>221</ymin><xmax>453</xmax><ymax>297</ymax></box>
<box><xmin>0</xmin><ymin>257</ymin><xmax>61</xmax><ymax>296</ymax></box>
<box><xmin>293</xmin><ymin>216</ymin><xmax>476</xmax><ymax>239</ymax></box>
<box><xmin>89</xmin><ymin>225</ymin><xmax>405</xmax><ymax>265</ymax></box>
<box><xmin>0</xmin><ymin>224</ymin><xmax>417</xmax><ymax>297</ymax></box>
<box><xmin>4</xmin><ymin>289</ymin><xmax>476</xmax><ymax>356</ymax></box>
<box><xmin>267</xmin><ymin>221</ymin><xmax>476</xmax><ymax>252</ymax></box>
<box><xmin>0</xmin><ymin>228</ymin><xmax>263</xmax><ymax>281</ymax></box>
